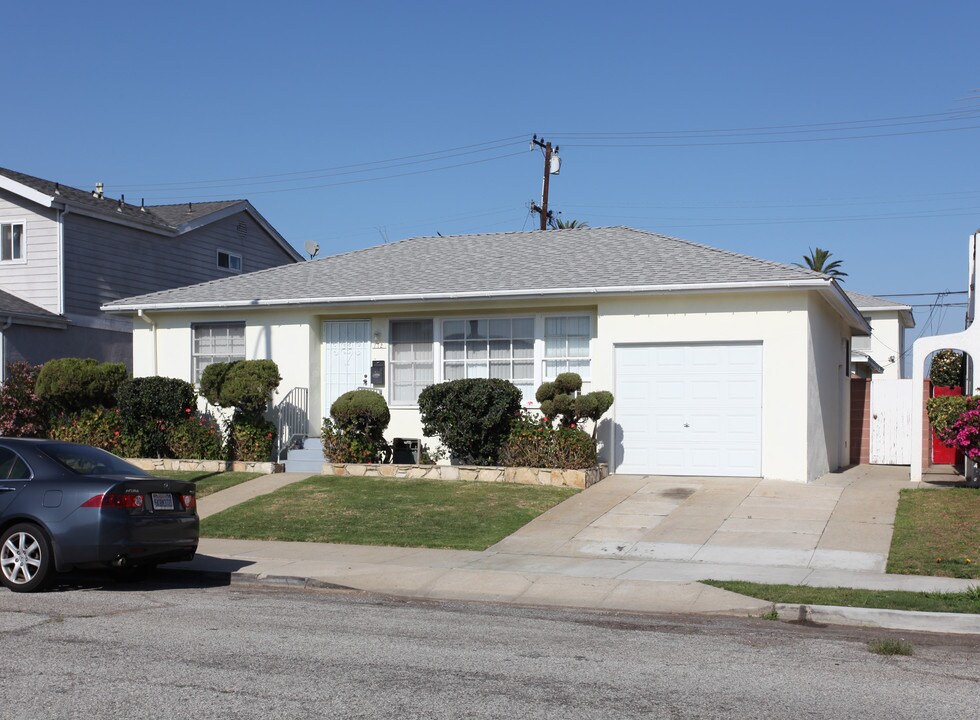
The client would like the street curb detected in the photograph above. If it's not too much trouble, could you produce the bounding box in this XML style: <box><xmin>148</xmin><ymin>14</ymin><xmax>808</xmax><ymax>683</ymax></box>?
<box><xmin>774</xmin><ymin>603</ymin><xmax>980</xmax><ymax>635</ymax></box>
<box><xmin>166</xmin><ymin>565</ymin><xmax>980</xmax><ymax>635</ymax></box>
<box><xmin>228</xmin><ymin>571</ymin><xmax>357</xmax><ymax>592</ymax></box>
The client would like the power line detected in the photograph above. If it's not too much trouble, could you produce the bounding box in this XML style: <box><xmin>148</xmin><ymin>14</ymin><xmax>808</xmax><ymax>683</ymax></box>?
<box><xmin>143</xmin><ymin>150</ymin><xmax>527</xmax><ymax>201</ymax></box>
<box><xmin>561</xmin><ymin>123</ymin><xmax>980</xmax><ymax>149</ymax></box>
<box><xmin>547</xmin><ymin>108</ymin><xmax>979</xmax><ymax>137</ymax></box>
<box><xmin>108</xmin><ymin>135</ymin><xmax>529</xmax><ymax>189</ymax></box>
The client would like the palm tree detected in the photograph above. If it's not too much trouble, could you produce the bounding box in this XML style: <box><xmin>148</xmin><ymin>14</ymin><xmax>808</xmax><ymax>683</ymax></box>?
<box><xmin>796</xmin><ymin>247</ymin><xmax>847</xmax><ymax>280</ymax></box>
<box><xmin>549</xmin><ymin>217</ymin><xmax>589</xmax><ymax>230</ymax></box>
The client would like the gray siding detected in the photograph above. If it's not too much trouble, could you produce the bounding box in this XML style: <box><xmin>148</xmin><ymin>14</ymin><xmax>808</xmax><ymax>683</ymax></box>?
<box><xmin>0</xmin><ymin>189</ymin><xmax>60</xmax><ymax>313</ymax></box>
<box><xmin>63</xmin><ymin>209</ymin><xmax>297</xmax><ymax>319</ymax></box>
<box><xmin>3</xmin><ymin>324</ymin><xmax>132</xmax><ymax>370</ymax></box>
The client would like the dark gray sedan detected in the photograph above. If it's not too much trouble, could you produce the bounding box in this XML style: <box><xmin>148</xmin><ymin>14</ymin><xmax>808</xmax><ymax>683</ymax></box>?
<box><xmin>0</xmin><ymin>439</ymin><xmax>198</xmax><ymax>592</ymax></box>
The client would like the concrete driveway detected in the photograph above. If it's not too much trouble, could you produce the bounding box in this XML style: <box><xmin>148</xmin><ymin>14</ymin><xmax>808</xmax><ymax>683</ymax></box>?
<box><xmin>490</xmin><ymin>464</ymin><xmax>907</xmax><ymax>574</ymax></box>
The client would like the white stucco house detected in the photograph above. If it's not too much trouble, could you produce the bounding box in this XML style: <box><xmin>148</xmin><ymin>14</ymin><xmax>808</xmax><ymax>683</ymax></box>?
<box><xmin>845</xmin><ymin>290</ymin><xmax>915</xmax><ymax>379</ymax></box>
<box><xmin>103</xmin><ymin>227</ymin><xmax>870</xmax><ymax>483</ymax></box>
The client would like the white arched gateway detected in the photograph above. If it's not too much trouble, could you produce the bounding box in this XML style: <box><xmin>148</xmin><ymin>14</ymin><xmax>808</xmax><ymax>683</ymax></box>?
<box><xmin>911</xmin><ymin>232</ymin><xmax>980</xmax><ymax>482</ymax></box>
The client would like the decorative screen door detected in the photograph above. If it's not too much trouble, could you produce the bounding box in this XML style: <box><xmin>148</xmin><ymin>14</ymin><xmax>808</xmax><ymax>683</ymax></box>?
<box><xmin>323</xmin><ymin>320</ymin><xmax>372</xmax><ymax>408</ymax></box>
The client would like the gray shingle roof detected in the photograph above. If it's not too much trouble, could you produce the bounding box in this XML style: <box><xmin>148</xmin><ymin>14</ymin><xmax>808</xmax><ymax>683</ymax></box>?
<box><xmin>104</xmin><ymin>226</ymin><xmax>831</xmax><ymax>310</ymax></box>
<box><xmin>0</xmin><ymin>288</ymin><xmax>63</xmax><ymax>321</ymax></box>
<box><xmin>845</xmin><ymin>290</ymin><xmax>912</xmax><ymax>311</ymax></box>
<box><xmin>0</xmin><ymin>167</ymin><xmax>242</xmax><ymax>232</ymax></box>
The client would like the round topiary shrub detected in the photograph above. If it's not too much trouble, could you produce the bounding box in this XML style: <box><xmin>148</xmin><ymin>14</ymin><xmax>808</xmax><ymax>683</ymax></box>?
<box><xmin>35</xmin><ymin>358</ymin><xmax>128</xmax><ymax>414</ymax></box>
<box><xmin>417</xmin><ymin>378</ymin><xmax>522</xmax><ymax>465</ymax></box>
<box><xmin>330</xmin><ymin>390</ymin><xmax>391</xmax><ymax>438</ymax></box>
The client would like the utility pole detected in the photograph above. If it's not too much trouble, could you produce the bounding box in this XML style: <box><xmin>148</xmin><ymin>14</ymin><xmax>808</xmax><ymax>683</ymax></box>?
<box><xmin>530</xmin><ymin>135</ymin><xmax>560</xmax><ymax>230</ymax></box>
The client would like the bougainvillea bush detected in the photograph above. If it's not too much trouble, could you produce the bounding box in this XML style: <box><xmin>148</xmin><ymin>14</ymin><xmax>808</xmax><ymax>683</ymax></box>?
<box><xmin>946</xmin><ymin>407</ymin><xmax>980</xmax><ymax>461</ymax></box>
<box><xmin>48</xmin><ymin>407</ymin><xmax>139</xmax><ymax>457</ymax></box>
<box><xmin>0</xmin><ymin>362</ymin><xmax>47</xmax><ymax>437</ymax></box>
<box><xmin>168</xmin><ymin>413</ymin><xmax>225</xmax><ymax>460</ymax></box>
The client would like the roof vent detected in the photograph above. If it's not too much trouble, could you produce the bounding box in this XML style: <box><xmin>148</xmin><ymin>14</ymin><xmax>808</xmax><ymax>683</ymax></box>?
<box><xmin>140</xmin><ymin>198</ymin><xmax>146</xmax><ymax>212</ymax></box>
<box><xmin>237</xmin><ymin>221</ymin><xmax>247</xmax><ymax>237</ymax></box>
<box><xmin>187</xmin><ymin>202</ymin><xmax>193</xmax><ymax>214</ymax></box>
<box><xmin>92</xmin><ymin>182</ymin><xmax>104</xmax><ymax>199</ymax></box>
<box><xmin>54</xmin><ymin>183</ymin><xmax>61</xmax><ymax>195</ymax></box>
<box><xmin>117</xmin><ymin>195</ymin><xmax>125</xmax><ymax>212</ymax></box>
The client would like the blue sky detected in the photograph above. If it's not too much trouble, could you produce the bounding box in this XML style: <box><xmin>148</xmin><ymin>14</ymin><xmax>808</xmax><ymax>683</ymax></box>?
<box><xmin>5</xmin><ymin>1</ymin><xmax>979</xmax><ymax>339</ymax></box>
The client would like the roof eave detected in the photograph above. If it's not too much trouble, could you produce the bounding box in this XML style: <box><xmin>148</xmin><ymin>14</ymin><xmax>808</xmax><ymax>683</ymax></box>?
<box><xmin>103</xmin><ymin>277</ymin><xmax>839</xmax><ymax>313</ymax></box>
<box><xmin>172</xmin><ymin>201</ymin><xmax>302</xmax><ymax>261</ymax></box>
<box><xmin>0</xmin><ymin>175</ymin><xmax>55</xmax><ymax>208</ymax></box>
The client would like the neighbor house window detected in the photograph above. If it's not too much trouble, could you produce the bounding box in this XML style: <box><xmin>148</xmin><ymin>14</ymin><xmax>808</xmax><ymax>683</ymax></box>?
<box><xmin>217</xmin><ymin>250</ymin><xmax>242</xmax><ymax>272</ymax></box>
<box><xmin>390</xmin><ymin>319</ymin><xmax>433</xmax><ymax>405</ymax></box>
<box><xmin>544</xmin><ymin>315</ymin><xmax>591</xmax><ymax>379</ymax></box>
<box><xmin>192</xmin><ymin>323</ymin><xmax>245</xmax><ymax>382</ymax></box>
<box><xmin>1</xmin><ymin>222</ymin><xmax>24</xmax><ymax>262</ymax></box>
<box><xmin>443</xmin><ymin>317</ymin><xmax>534</xmax><ymax>400</ymax></box>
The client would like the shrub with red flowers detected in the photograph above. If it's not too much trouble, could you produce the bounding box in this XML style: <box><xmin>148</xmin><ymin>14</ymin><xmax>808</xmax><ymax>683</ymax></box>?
<box><xmin>168</xmin><ymin>412</ymin><xmax>225</xmax><ymax>460</ymax></box>
<box><xmin>229</xmin><ymin>415</ymin><xmax>277</xmax><ymax>462</ymax></box>
<box><xmin>499</xmin><ymin>410</ymin><xmax>598</xmax><ymax>469</ymax></box>
<box><xmin>48</xmin><ymin>406</ymin><xmax>139</xmax><ymax>456</ymax></box>
<box><xmin>946</xmin><ymin>407</ymin><xmax>980</xmax><ymax>461</ymax></box>
<box><xmin>0</xmin><ymin>362</ymin><xmax>47</xmax><ymax>437</ymax></box>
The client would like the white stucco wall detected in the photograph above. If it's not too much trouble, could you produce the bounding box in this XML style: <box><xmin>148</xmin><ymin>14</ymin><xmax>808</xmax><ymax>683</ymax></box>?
<box><xmin>806</xmin><ymin>294</ymin><xmax>851</xmax><ymax>481</ymax></box>
<box><xmin>867</xmin><ymin>313</ymin><xmax>904</xmax><ymax>379</ymax></box>
<box><xmin>594</xmin><ymin>291</ymin><xmax>810</xmax><ymax>482</ymax></box>
<box><xmin>126</xmin><ymin>288</ymin><xmax>851</xmax><ymax>483</ymax></box>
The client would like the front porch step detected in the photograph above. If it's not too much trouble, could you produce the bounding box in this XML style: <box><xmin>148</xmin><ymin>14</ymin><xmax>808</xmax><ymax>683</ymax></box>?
<box><xmin>284</xmin><ymin>437</ymin><xmax>325</xmax><ymax>473</ymax></box>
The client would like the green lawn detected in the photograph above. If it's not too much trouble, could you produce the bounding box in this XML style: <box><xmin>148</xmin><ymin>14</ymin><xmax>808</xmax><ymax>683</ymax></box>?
<box><xmin>886</xmin><ymin>488</ymin><xmax>979</xmax><ymax>579</ymax></box>
<box><xmin>702</xmin><ymin>580</ymin><xmax>980</xmax><ymax>614</ymax></box>
<box><xmin>150</xmin><ymin>470</ymin><xmax>262</xmax><ymax>498</ymax></box>
<box><xmin>201</xmin><ymin>474</ymin><xmax>578</xmax><ymax>550</ymax></box>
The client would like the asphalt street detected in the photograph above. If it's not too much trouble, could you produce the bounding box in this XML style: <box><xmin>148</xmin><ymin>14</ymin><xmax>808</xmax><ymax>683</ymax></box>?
<box><xmin>0</xmin><ymin>573</ymin><xmax>976</xmax><ymax>720</ymax></box>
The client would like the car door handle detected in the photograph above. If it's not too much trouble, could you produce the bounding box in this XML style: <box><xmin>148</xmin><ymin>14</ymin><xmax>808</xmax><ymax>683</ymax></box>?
<box><xmin>0</xmin><ymin>486</ymin><xmax>17</xmax><ymax>492</ymax></box>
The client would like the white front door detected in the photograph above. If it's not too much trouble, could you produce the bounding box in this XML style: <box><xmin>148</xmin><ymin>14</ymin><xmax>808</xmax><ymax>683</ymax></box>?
<box><xmin>323</xmin><ymin>320</ymin><xmax>372</xmax><ymax>411</ymax></box>
<box><xmin>614</xmin><ymin>342</ymin><xmax>763</xmax><ymax>476</ymax></box>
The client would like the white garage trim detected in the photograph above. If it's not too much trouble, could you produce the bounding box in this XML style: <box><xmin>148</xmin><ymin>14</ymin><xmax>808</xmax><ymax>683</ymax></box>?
<box><xmin>613</xmin><ymin>342</ymin><xmax>763</xmax><ymax>477</ymax></box>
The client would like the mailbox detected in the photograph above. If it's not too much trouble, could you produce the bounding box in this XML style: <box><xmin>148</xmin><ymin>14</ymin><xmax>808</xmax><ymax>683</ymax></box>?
<box><xmin>371</xmin><ymin>360</ymin><xmax>385</xmax><ymax>386</ymax></box>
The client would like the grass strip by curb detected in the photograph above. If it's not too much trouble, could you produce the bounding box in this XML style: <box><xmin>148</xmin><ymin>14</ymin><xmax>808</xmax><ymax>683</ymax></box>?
<box><xmin>887</xmin><ymin>488</ymin><xmax>979</xmax><ymax>579</ymax></box>
<box><xmin>201</xmin><ymin>474</ymin><xmax>578</xmax><ymax>551</ymax></box>
<box><xmin>702</xmin><ymin>579</ymin><xmax>980</xmax><ymax>615</ymax></box>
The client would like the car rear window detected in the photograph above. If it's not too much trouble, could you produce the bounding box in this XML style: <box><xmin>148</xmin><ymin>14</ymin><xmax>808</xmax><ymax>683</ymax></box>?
<box><xmin>38</xmin><ymin>443</ymin><xmax>149</xmax><ymax>477</ymax></box>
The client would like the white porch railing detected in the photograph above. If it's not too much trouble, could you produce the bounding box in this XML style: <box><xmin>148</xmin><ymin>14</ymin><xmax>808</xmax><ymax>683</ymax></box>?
<box><xmin>273</xmin><ymin>387</ymin><xmax>310</xmax><ymax>459</ymax></box>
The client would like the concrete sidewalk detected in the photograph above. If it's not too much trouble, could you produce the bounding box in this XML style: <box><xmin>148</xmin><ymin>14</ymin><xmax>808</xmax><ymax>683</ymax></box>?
<box><xmin>174</xmin><ymin>466</ymin><xmax>979</xmax><ymax>634</ymax></box>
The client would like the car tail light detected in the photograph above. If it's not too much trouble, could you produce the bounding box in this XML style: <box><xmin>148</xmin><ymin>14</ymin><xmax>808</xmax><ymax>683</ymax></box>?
<box><xmin>181</xmin><ymin>494</ymin><xmax>196</xmax><ymax>511</ymax></box>
<box><xmin>81</xmin><ymin>493</ymin><xmax>145</xmax><ymax>509</ymax></box>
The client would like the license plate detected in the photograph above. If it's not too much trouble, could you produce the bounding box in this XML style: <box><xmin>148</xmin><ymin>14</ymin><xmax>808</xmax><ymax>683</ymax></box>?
<box><xmin>151</xmin><ymin>493</ymin><xmax>175</xmax><ymax>511</ymax></box>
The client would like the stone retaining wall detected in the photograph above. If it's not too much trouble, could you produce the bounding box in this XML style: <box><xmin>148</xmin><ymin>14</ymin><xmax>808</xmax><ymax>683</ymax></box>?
<box><xmin>125</xmin><ymin>458</ymin><xmax>282</xmax><ymax>474</ymax></box>
<box><xmin>324</xmin><ymin>462</ymin><xmax>608</xmax><ymax>489</ymax></box>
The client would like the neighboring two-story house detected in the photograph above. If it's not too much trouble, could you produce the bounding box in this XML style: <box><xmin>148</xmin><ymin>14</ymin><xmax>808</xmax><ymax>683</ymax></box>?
<box><xmin>0</xmin><ymin>167</ymin><xmax>303</xmax><ymax>376</ymax></box>
<box><xmin>845</xmin><ymin>290</ymin><xmax>915</xmax><ymax>379</ymax></box>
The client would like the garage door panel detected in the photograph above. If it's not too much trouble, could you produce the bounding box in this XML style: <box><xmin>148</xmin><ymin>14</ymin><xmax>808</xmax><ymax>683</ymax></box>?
<box><xmin>615</xmin><ymin>343</ymin><xmax>762</xmax><ymax>477</ymax></box>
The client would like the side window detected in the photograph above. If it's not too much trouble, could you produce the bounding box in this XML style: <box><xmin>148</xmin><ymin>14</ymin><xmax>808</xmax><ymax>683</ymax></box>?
<box><xmin>0</xmin><ymin>448</ymin><xmax>31</xmax><ymax>480</ymax></box>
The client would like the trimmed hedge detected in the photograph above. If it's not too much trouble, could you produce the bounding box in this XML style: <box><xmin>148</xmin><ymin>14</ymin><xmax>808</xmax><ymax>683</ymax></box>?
<box><xmin>322</xmin><ymin>390</ymin><xmax>391</xmax><ymax>463</ymax></box>
<box><xmin>418</xmin><ymin>379</ymin><xmax>522</xmax><ymax>465</ymax></box>
<box><xmin>35</xmin><ymin>358</ymin><xmax>127</xmax><ymax>413</ymax></box>
<box><xmin>117</xmin><ymin>376</ymin><xmax>197</xmax><ymax>457</ymax></box>
<box><xmin>200</xmin><ymin>360</ymin><xmax>281</xmax><ymax>417</ymax></box>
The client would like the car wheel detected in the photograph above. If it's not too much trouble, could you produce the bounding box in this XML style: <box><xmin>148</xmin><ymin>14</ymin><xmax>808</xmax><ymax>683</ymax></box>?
<box><xmin>0</xmin><ymin>523</ymin><xmax>54</xmax><ymax>593</ymax></box>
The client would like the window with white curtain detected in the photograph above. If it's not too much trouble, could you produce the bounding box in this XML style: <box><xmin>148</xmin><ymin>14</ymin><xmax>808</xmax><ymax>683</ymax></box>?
<box><xmin>192</xmin><ymin>323</ymin><xmax>245</xmax><ymax>382</ymax></box>
<box><xmin>443</xmin><ymin>317</ymin><xmax>535</xmax><ymax>400</ymax></box>
<box><xmin>390</xmin><ymin>319</ymin><xmax>434</xmax><ymax>405</ymax></box>
<box><xmin>544</xmin><ymin>315</ymin><xmax>591</xmax><ymax>379</ymax></box>
<box><xmin>0</xmin><ymin>222</ymin><xmax>24</xmax><ymax>262</ymax></box>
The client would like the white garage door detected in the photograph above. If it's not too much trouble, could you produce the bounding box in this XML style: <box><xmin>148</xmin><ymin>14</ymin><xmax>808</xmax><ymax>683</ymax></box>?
<box><xmin>614</xmin><ymin>343</ymin><xmax>762</xmax><ymax>476</ymax></box>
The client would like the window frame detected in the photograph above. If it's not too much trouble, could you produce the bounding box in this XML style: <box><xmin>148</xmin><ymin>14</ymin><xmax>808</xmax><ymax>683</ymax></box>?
<box><xmin>542</xmin><ymin>314</ymin><xmax>593</xmax><ymax>382</ymax></box>
<box><xmin>216</xmin><ymin>249</ymin><xmax>243</xmax><ymax>273</ymax></box>
<box><xmin>191</xmin><ymin>322</ymin><xmax>246</xmax><ymax>383</ymax></box>
<box><xmin>0</xmin><ymin>220</ymin><xmax>26</xmax><ymax>264</ymax></box>
<box><xmin>388</xmin><ymin>318</ymin><xmax>435</xmax><ymax>407</ymax></box>
<box><xmin>440</xmin><ymin>315</ymin><xmax>536</xmax><ymax>402</ymax></box>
